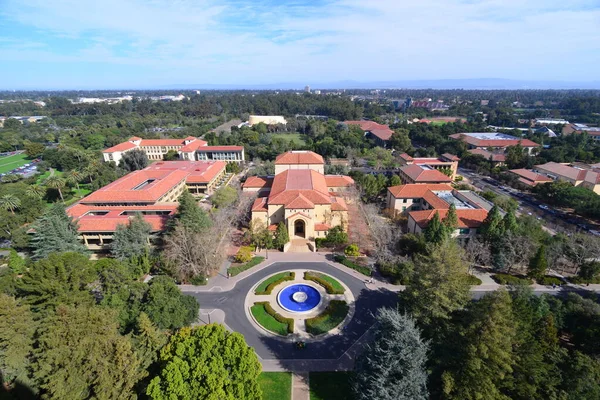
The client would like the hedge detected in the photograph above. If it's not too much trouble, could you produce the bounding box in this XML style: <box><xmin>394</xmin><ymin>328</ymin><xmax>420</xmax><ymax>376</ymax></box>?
<box><xmin>305</xmin><ymin>300</ymin><xmax>349</xmax><ymax>336</ymax></box>
<box><xmin>465</xmin><ymin>274</ymin><xmax>482</xmax><ymax>286</ymax></box>
<box><xmin>491</xmin><ymin>273</ymin><xmax>533</xmax><ymax>285</ymax></box>
<box><xmin>304</xmin><ymin>271</ymin><xmax>345</xmax><ymax>294</ymax></box>
<box><xmin>377</xmin><ymin>260</ymin><xmax>412</xmax><ymax>285</ymax></box>
<box><xmin>333</xmin><ymin>255</ymin><xmax>372</xmax><ymax>276</ymax></box>
<box><xmin>251</xmin><ymin>302</ymin><xmax>294</xmax><ymax>335</ymax></box>
<box><xmin>255</xmin><ymin>272</ymin><xmax>295</xmax><ymax>295</ymax></box>
<box><xmin>228</xmin><ymin>256</ymin><xmax>265</xmax><ymax>276</ymax></box>
<box><xmin>537</xmin><ymin>276</ymin><xmax>563</xmax><ymax>286</ymax></box>
<box><xmin>567</xmin><ymin>275</ymin><xmax>600</xmax><ymax>284</ymax></box>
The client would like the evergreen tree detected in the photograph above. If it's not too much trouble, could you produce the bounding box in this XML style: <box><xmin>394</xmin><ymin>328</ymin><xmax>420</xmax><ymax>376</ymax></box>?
<box><xmin>442</xmin><ymin>204</ymin><xmax>459</xmax><ymax>236</ymax></box>
<box><xmin>353</xmin><ymin>309</ymin><xmax>429</xmax><ymax>400</ymax></box>
<box><xmin>172</xmin><ymin>191</ymin><xmax>212</xmax><ymax>233</ymax></box>
<box><xmin>527</xmin><ymin>245</ymin><xmax>548</xmax><ymax>281</ymax></box>
<box><xmin>480</xmin><ymin>205</ymin><xmax>503</xmax><ymax>240</ymax></box>
<box><xmin>132</xmin><ymin>312</ymin><xmax>167</xmax><ymax>371</ymax></box>
<box><xmin>424</xmin><ymin>211</ymin><xmax>447</xmax><ymax>244</ymax></box>
<box><xmin>273</xmin><ymin>222</ymin><xmax>289</xmax><ymax>250</ymax></box>
<box><xmin>32</xmin><ymin>305</ymin><xmax>144</xmax><ymax>400</ymax></box>
<box><xmin>120</xmin><ymin>149</ymin><xmax>148</xmax><ymax>171</ymax></box>
<box><xmin>502</xmin><ymin>209</ymin><xmax>518</xmax><ymax>233</ymax></box>
<box><xmin>142</xmin><ymin>276</ymin><xmax>199</xmax><ymax>330</ymax></box>
<box><xmin>401</xmin><ymin>240</ymin><xmax>471</xmax><ymax>327</ymax></box>
<box><xmin>147</xmin><ymin>324</ymin><xmax>262</xmax><ymax>400</ymax></box>
<box><xmin>442</xmin><ymin>290</ymin><xmax>516</xmax><ymax>400</ymax></box>
<box><xmin>30</xmin><ymin>203</ymin><xmax>88</xmax><ymax>260</ymax></box>
<box><xmin>111</xmin><ymin>213</ymin><xmax>152</xmax><ymax>260</ymax></box>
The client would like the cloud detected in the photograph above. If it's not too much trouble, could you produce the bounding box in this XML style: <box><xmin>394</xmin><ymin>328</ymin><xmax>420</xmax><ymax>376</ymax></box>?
<box><xmin>0</xmin><ymin>0</ymin><xmax>599</xmax><ymax>87</ymax></box>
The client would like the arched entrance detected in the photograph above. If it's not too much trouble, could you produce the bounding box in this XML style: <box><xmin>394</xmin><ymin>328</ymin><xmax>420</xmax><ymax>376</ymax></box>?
<box><xmin>294</xmin><ymin>219</ymin><xmax>306</xmax><ymax>238</ymax></box>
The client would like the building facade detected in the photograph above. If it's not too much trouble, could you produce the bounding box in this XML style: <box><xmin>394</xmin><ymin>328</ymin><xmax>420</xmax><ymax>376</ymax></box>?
<box><xmin>398</xmin><ymin>153</ymin><xmax>459</xmax><ymax>180</ymax></box>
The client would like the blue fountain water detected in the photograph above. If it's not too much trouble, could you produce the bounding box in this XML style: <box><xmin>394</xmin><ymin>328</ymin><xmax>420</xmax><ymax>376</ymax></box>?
<box><xmin>277</xmin><ymin>284</ymin><xmax>321</xmax><ymax>313</ymax></box>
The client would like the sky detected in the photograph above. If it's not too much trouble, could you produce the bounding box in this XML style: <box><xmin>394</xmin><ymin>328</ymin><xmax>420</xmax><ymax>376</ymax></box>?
<box><xmin>0</xmin><ymin>0</ymin><xmax>599</xmax><ymax>89</ymax></box>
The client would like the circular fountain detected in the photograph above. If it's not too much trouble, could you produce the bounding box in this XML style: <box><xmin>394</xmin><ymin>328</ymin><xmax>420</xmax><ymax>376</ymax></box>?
<box><xmin>277</xmin><ymin>284</ymin><xmax>321</xmax><ymax>313</ymax></box>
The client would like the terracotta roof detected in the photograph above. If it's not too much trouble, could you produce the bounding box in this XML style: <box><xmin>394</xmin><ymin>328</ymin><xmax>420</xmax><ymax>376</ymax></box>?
<box><xmin>130</xmin><ymin>136</ymin><xmax>142</xmax><ymax>141</ymax></box>
<box><xmin>388</xmin><ymin>183</ymin><xmax>453</xmax><ymax>198</ymax></box>
<box><xmin>468</xmin><ymin>149</ymin><xmax>506</xmax><ymax>162</ymax></box>
<box><xmin>314</xmin><ymin>223</ymin><xmax>331</xmax><ymax>231</ymax></box>
<box><xmin>270</xmin><ymin>169</ymin><xmax>329</xmax><ymax>197</ymax></box>
<box><xmin>179</xmin><ymin>139</ymin><xmax>208</xmax><ymax>152</ymax></box>
<box><xmin>243</xmin><ymin>176</ymin><xmax>273</xmax><ymax>189</ymax></box>
<box><xmin>251</xmin><ymin>197</ymin><xmax>268</xmax><ymax>212</ymax></box>
<box><xmin>275</xmin><ymin>151</ymin><xmax>324</xmax><ymax>165</ymax></box>
<box><xmin>510</xmin><ymin>169</ymin><xmax>553</xmax><ymax>184</ymax></box>
<box><xmin>103</xmin><ymin>141</ymin><xmax>138</xmax><ymax>153</ymax></box>
<box><xmin>67</xmin><ymin>204</ymin><xmax>178</xmax><ymax>233</ymax></box>
<box><xmin>400</xmin><ymin>164</ymin><xmax>452</xmax><ymax>183</ymax></box>
<box><xmin>450</xmin><ymin>133</ymin><xmax>539</xmax><ymax>148</ymax></box>
<box><xmin>409</xmin><ymin>209</ymin><xmax>488</xmax><ymax>229</ymax></box>
<box><xmin>344</xmin><ymin>120</ymin><xmax>394</xmax><ymax>141</ymax></box>
<box><xmin>330</xmin><ymin>197</ymin><xmax>348</xmax><ymax>211</ymax></box>
<box><xmin>441</xmin><ymin>153</ymin><xmax>461</xmax><ymax>161</ymax></box>
<box><xmin>143</xmin><ymin>160</ymin><xmax>226</xmax><ymax>184</ymax></box>
<box><xmin>369</xmin><ymin>129</ymin><xmax>394</xmax><ymax>141</ymax></box>
<box><xmin>399</xmin><ymin>153</ymin><xmax>414</xmax><ymax>161</ymax></box>
<box><xmin>285</xmin><ymin>194</ymin><xmax>315</xmax><ymax>209</ymax></box>
<box><xmin>324</xmin><ymin>175</ymin><xmax>354</xmax><ymax>188</ymax></box>
<box><xmin>534</xmin><ymin>162</ymin><xmax>589</xmax><ymax>181</ymax></box>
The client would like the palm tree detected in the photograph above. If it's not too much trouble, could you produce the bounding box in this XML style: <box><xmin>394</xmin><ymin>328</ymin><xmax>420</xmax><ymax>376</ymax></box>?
<box><xmin>66</xmin><ymin>170</ymin><xmax>83</xmax><ymax>197</ymax></box>
<box><xmin>25</xmin><ymin>185</ymin><xmax>45</xmax><ymax>200</ymax></box>
<box><xmin>0</xmin><ymin>194</ymin><xmax>21</xmax><ymax>214</ymax></box>
<box><xmin>45</xmin><ymin>175</ymin><xmax>66</xmax><ymax>202</ymax></box>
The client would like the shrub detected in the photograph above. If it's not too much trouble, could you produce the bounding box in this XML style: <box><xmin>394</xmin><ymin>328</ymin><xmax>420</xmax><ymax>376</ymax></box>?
<box><xmin>568</xmin><ymin>275</ymin><xmax>600</xmax><ymax>284</ymax></box>
<box><xmin>8</xmin><ymin>249</ymin><xmax>26</xmax><ymax>274</ymax></box>
<box><xmin>189</xmin><ymin>275</ymin><xmax>208</xmax><ymax>285</ymax></box>
<box><xmin>315</xmin><ymin>238</ymin><xmax>328</xmax><ymax>248</ymax></box>
<box><xmin>304</xmin><ymin>271</ymin><xmax>345</xmax><ymax>294</ymax></box>
<box><xmin>344</xmin><ymin>244</ymin><xmax>360</xmax><ymax>257</ymax></box>
<box><xmin>325</xmin><ymin>226</ymin><xmax>348</xmax><ymax>245</ymax></box>
<box><xmin>255</xmin><ymin>272</ymin><xmax>295</xmax><ymax>295</ymax></box>
<box><xmin>465</xmin><ymin>274</ymin><xmax>482</xmax><ymax>285</ymax></box>
<box><xmin>491</xmin><ymin>273</ymin><xmax>533</xmax><ymax>285</ymax></box>
<box><xmin>305</xmin><ymin>300</ymin><xmax>349</xmax><ymax>335</ymax></box>
<box><xmin>377</xmin><ymin>260</ymin><xmax>413</xmax><ymax>285</ymax></box>
<box><xmin>537</xmin><ymin>276</ymin><xmax>563</xmax><ymax>286</ymax></box>
<box><xmin>334</xmin><ymin>255</ymin><xmax>372</xmax><ymax>276</ymax></box>
<box><xmin>228</xmin><ymin>256</ymin><xmax>265</xmax><ymax>276</ymax></box>
<box><xmin>235</xmin><ymin>246</ymin><xmax>254</xmax><ymax>263</ymax></box>
<box><xmin>251</xmin><ymin>302</ymin><xmax>294</xmax><ymax>335</ymax></box>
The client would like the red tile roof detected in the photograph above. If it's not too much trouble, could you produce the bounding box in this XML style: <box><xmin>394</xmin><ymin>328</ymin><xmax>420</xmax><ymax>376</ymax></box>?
<box><xmin>103</xmin><ymin>141</ymin><xmax>138</xmax><ymax>153</ymax></box>
<box><xmin>324</xmin><ymin>175</ymin><xmax>354</xmax><ymax>188</ymax></box>
<box><xmin>409</xmin><ymin>209</ymin><xmax>488</xmax><ymax>229</ymax></box>
<box><xmin>275</xmin><ymin>151</ymin><xmax>324</xmax><ymax>165</ymax></box>
<box><xmin>314</xmin><ymin>223</ymin><xmax>331</xmax><ymax>231</ymax></box>
<box><xmin>143</xmin><ymin>160</ymin><xmax>226</xmax><ymax>184</ymax></box>
<box><xmin>243</xmin><ymin>176</ymin><xmax>273</xmax><ymax>189</ymax></box>
<box><xmin>535</xmin><ymin>162</ymin><xmax>588</xmax><ymax>181</ymax></box>
<box><xmin>399</xmin><ymin>153</ymin><xmax>414</xmax><ymax>161</ymax></box>
<box><xmin>388</xmin><ymin>183</ymin><xmax>453</xmax><ymax>198</ymax></box>
<box><xmin>285</xmin><ymin>194</ymin><xmax>315</xmax><ymax>209</ymax></box>
<box><xmin>400</xmin><ymin>164</ymin><xmax>452</xmax><ymax>183</ymax></box>
<box><xmin>345</xmin><ymin>121</ymin><xmax>394</xmax><ymax>141</ymax></box>
<box><xmin>179</xmin><ymin>140</ymin><xmax>208</xmax><ymax>152</ymax></box>
<box><xmin>330</xmin><ymin>197</ymin><xmax>348</xmax><ymax>211</ymax></box>
<box><xmin>251</xmin><ymin>197</ymin><xmax>268</xmax><ymax>212</ymax></box>
<box><xmin>449</xmin><ymin>133</ymin><xmax>539</xmax><ymax>148</ymax></box>
<box><xmin>510</xmin><ymin>169</ymin><xmax>553</xmax><ymax>185</ymax></box>
<box><xmin>67</xmin><ymin>204</ymin><xmax>178</xmax><ymax>233</ymax></box>
<box><xmin>441</xmin><ymin>153</ymin><xmax>461</xmax><ymax>162</ymax></box>
<box><xmin>468</xmin><ymin>149</ymin><xmax>506</xmax><ymax>162</ymax></box>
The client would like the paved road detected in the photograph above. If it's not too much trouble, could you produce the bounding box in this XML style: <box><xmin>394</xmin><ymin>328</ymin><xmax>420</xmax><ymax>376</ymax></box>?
<box><xmin>185</xmin><ymin>261</ymin><xmax>397</xmax><ymax>361</ymax></box>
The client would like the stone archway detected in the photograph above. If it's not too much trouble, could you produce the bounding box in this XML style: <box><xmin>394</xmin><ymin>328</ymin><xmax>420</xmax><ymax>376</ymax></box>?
<box><xmin>294</xmin><ymin>219</ymin><xmax>306</xmax><ymax>238</ymax></box>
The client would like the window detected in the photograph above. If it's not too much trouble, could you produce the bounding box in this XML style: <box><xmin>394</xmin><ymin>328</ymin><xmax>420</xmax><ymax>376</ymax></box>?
<box><xmin>459</xmin><ymin>228</ymin><xmax>470</xmax><ymax>235</ymax></box>
<box><xmin>402</xmin><ymin>206</ymin><xmax>406</xmax><ymax>211</ymax></box>
<box><xmin>402</xmin><ymin>199</ymin><xmax>407</xmax><ymax>203</ymax></box>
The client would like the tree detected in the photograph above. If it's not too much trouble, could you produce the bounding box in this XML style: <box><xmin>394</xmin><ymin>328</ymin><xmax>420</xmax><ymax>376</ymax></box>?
<box><xmin>578</xmin><ymin>261</ymin><xmax>600</xmax><ymax>281</ymax></box>
<box><xmin>345</xmin><ymin>244</ymin><xmax>360</xmax><ymax>257</ymax></box>
<box><xmin>389</xmin><ymin>174</ymin><xmax>402</xmax><ymax>186</ymax></box>
<box><xmin>479</xmin><ymin>205</ymin><xmax>503</xmax><ymax>240</ymax></box>
<box><xmin>528</xmin><ymin>245</ymin><xmax>548</xmax><ymax>281</ymax></box>
<box><xmin>423</xmin><ymin>211</ymin><xmax>447</xmax><ymax>244</ymax></box>
<box><xmin>211</xmin><ymin>186</ymin><xmax>238</xmax><ymax>208</ymax></box>
<box><xmin>65</xmin><ymin>169</ymin><xmax>83</xmax><ymax>196</ymax></box>
<box><xmin>163</xmin><ymin>149</ymin><xmax>179</xmax><ymax>161</ymax></box>
<box><xmin>120</xmin><ymin>148</ymin><xmax>148</xmax><ymax>171</ymax></box>
<box><xmin>273</xmin><ymin>221</ymin><xmax>289</xmax><ymax>250</ymax></box>
<box><xmin>325</xmin><ymin>225</ymin><xmax>348</xmax><ymax>245</ymax></box>
<box><xmin>389</xmin><ymin>129</ymin><xmax>412</xmax><ymax>152</ymax></box>
<box><xmin>24</xmin><ymin>141</ymin><xmax>45</xmax><ymax>158</ymax></box>
<box><xmin>173</xmin><ymin>191</ymin><xmax>212</xmax><ymax>233</ymax></box>
<box><xmin>30</xmin><ymin>204</ymin><xmax>88</xmax><ymax>260</ymax></box>
<box><xmin>502</xmin><ymin>209</ymin><xmax>518</xmax><ymax>233</ymax></box>
<box><xmin>142</xmin><ymin>276</ymin><xmax>199</xmax><ymax>330</ymax></box>
<box><xmin>442</xmin><ymin>203</ymin><xmax>458</xmax><ymax>235</ymax></box>
<box><xmin>401</xmin><ymin>240</ymin><xmax>471</xmax><ymax>327</ymax></box>
<box><xmin>147</xmin><ymin>324</ymin><xmax>262</xmax><ymax>400</ymax></box>
<box><xmin>353</xmin><ymin>309</ymin><xmax>429</xmax><ymax>400</ymax></box>
<box><xmin>442</xmin><ymin>290</ymin><xmax>516</xmax><ymax>400</ymax></box>
<box><xmin>32</xmin><ymin>305</ymin><xmax>144</xmax><ymax>400</ymax></box>
<box><xmin>44</xmin><ymin>175</ymin><xmax>66</xmax><ymax>202</ymax></box>
<box><xmin>0</xmin><ymin>194</ymin><xmax>21</xmax><ymax>214</ymax></box>
<box><xmin>25</xmin><ymin>184</ymin><xmax>45</xmax><ymax>200</ymax></box>
<box><xmin>131</xmin><ymin>312</ymin><xmax>167</xmax><ymax>371</ymax></box>
<box><xmin>0</xmin><ymin>294</ymin><xmax>36</xmax><ymax>389</ymax></box>
<box><xmin>111</xmin><ymin>213</ymin><xmax>152</xmax><ymax>260</ymax></box>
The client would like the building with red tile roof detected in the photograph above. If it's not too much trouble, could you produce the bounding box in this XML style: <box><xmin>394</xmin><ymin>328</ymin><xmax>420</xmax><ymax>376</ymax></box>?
<box><xmin>386</xmin><ymin>183</ymin><xmax>492</xmax><ymax>238</ymax></box>
<box><xmin>243</xmin><ymin>151</ymin><xmax>353</xmax><ymax>244</ymax></box>
<box><xmin>344</xmin><ymin>120</ymin><xmax>394</xmax><ymax>146</ymax></box>
<box><xmin>68</xmin><ymin>160</ymin><xmax>229</xmax><ymax>252</ymax></box>
<box><xmin>103</xmin><ymin>136</ymin><xmax>244</xmax><ymax>164</ymax></box>
<box><xmin>509</xmin><ymin>169</ymin><xmax>553</xmax><ymax>187</ymax></box>
<box><xmin>468</xmin><ymin>149</ymin><xmax>507</xmax><ymax>165</ymax></box>
<box><xmin>398</xmin><ymin>153</ymin><xmax>459</xmax><ymax>179</ymax></box>
<box><xmin>449</xmin><ymin>132</ymin><xmax>540</xmax><ymax>154</ymax></box>
<box><xmin>509</xmin><ymin>162</ymin><xmax>600</xmax><ymax>194</ymax></box>
<box><xmin>398</xmin><ymin>164</ymin><xmax>453</xmax><ymax>184</ymax></box>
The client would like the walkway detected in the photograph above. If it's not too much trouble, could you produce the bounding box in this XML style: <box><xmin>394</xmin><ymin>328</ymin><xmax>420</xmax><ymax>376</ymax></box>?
<box><xmin>292</xmin><ymin>372</ymin><xmax>309</xmax><ymax>400</ymax></box>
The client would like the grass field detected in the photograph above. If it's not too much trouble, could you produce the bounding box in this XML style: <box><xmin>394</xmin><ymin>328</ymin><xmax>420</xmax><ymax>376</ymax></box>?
<box><xmin>271</xmin><ymin>133</ymin><xmax>306</xmax><ymax>146</ymax></box>
<box><xmin>305</xmin><ymin>300</ymin><xmax>349</xmax><ymax>335</ymax></box>
<box><xmin>258</xmin><ymin>372</ymin><xmax>292</xmax><ymax>400</ymax></box>
<box><xmin>309</xmin><ymin>372</ymin><xmax>353</xmax><ymax>400</ymax></box>
<box><xmin>250</xmin><ymin>303</ymin><xmax>290</xmax><ymax>336</ymax></box>
<box><xmin>0</xmin><ymin>153</ymin><xmax>30</xmax><ymax>174</ymax></box>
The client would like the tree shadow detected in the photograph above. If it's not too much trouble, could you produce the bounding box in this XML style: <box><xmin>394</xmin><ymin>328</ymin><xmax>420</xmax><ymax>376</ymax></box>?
<box><xmin>0</xmin><ymin>372</ymin><xmax>37</xmax><ymax>400</ymax></box>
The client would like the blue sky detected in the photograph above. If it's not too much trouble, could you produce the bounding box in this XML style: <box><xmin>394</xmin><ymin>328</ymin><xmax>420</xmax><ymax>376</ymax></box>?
<box><xmin>0</xmin><ymin>0</ymin><xmax>599</xmax><ymax>89</ymax></box>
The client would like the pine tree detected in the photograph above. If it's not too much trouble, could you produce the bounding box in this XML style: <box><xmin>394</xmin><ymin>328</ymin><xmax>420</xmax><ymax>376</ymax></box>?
<box><xmin>480</xmin><ymin>205</ymin><xmax>504</xmax><ymax>240</ymax></box>
<box><xmin>502</xmin><ymin>209</ymin><xmax>518</xmax><ymax>233</ymax></box>
<box><xmin>111</xmin><ymin>213</ymin><xmax>152</xmax><ymax>260</ymax></box>
<box><xmin>132</xmin><ymin>312</ymin><xmax>167</xmax><ymax>371</ymax></box>
<box><xmin>273</xmin><ymin>222</ymin><xmax>289</xmax><ymax>250</ymax></box>
<box><xmin>442</xmin><ymin>204</ymin><xmax>459</xmax><ymax>236</ymax></box>
<box><xmin>353</xmin><ymin>309</ymin><xmax>429</xmax><ymax>400</ymax></box>
<box><xmin>527</xmin><ymin>245</ymin><xmax>548</xmax><ymax>281</ymax></box>
<box><xmin>172</xmin><ymin>191</ymin><xmax>212</xmax><ymax>233</ymax></box>
<box><xmin>30</xmin><ymin>204</ymin><xmax>88</xmax><ymax>260</ymax></box>
<box><xmin>424</xmin><ymin>211</ymin><xmax>447</xmax><ymax>244</ymax></box>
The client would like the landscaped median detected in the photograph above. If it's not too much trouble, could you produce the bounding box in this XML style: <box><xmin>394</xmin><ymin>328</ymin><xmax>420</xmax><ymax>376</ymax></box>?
<box><xmin>250</xmin><ymin>301</ymin><xmax>294</xmax><ymax>336</ymax></box>
<box><xmin>228</xmin><ymin>256</ymin><xmax>265</xmax><ymax>276</ymax></box>
<box><xmin>333</xmin><ymin>255</ymin><xmax>372</xmax><ymax>276</ymax></box>
<box><xmin>304</xmin><ymin>271</ymin><xmax>345</xmax><ymax>294</ymax></box>
<box><xmin>255</xmin><ymin>272</ymin><xmax>295</xmax><ymax>295</ymax></box>
<box><xmin>305</xmin><ymin>300</ymin><xmax>349</xmax><ymax>336</ymax></box>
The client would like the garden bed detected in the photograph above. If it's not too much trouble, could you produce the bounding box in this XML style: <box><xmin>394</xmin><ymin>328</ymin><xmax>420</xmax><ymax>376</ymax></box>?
<box><xmin>305</xmin><ymin>300</ymin><xmax>349</xmax><ymax>335</ymax></box>
<box><xmin>304</xmin><ymin>271</ymin><xmax>345</xmax><ymax>294</ymax></box>
<box><xmin>251</xmin><ymin>302</ymin><xmax>294</xmax><ymax>335</ymax></box>
<box><xmin>333</xmin><ymin>255</ymin><xmax>372</xmax><ymax>276</ymax></box>
<box><xmin>228</xmin><ymin>256</ymin><xmax>265</xmax><ymax>276</ymax></box>
<box><xmin>255</xmin><ymin>272</ymin><xmax>295</xmax><ymax>295</ymax></box>
<box><xmin>491</xmin><ymin>273</ymin><xmax>533</xmax><ymax>285</ymax></box>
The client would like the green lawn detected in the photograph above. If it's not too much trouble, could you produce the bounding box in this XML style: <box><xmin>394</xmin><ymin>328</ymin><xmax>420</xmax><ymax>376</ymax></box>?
<box><xmin>309</xmin><ymin>372</ymin><xmax>353</xmax><ymax>400</ymax></box>
<box><xmin>305</xmin><ymin>300</ymin><xmax>349</xmax><ymax>335</ymax></box>
<box><xmin>305</xmin><ymin>271</ymin><xmax>345</xmax><ymax>294</ymax></box>
<box><xmin>255</xmin><ymin>272</ymin><xmax>293</xmax><ymax>294</ymax></box>
<box><xmin>258</xmin><ymin>372</ymin><xmax>292</xmax><ymax>400</ymax></box>
<box><xmin>250</xmin><ymin>303</ymin><xmax>290</xmax><ymax>336</ymax></box>
<box><xmin>271</xmin><ymin>133</ymin><xmax>306</xmax><ymax>146</ymax></box>
<box><xmin>36</xmin><ymin>169</ymin><xmax>64</xmax><ymax>184</ymax></box>
<box><xmin>0</xmin><ymin>153</ymin><xmax>30</xmax><ymax>174</ymax></box>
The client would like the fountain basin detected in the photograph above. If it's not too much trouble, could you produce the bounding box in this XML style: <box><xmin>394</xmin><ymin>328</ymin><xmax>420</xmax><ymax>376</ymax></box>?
<box><xmin>277</xmin><ymin>284</ymin><xmax>321</xmax><ymax>313</ymax></box>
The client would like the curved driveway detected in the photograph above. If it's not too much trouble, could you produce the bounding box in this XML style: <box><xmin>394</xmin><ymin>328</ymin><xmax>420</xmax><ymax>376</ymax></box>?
<box><xmin>186</xmin><ymin>261</ymin><xmax>398</xmax><ymax>360</ymax></box>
